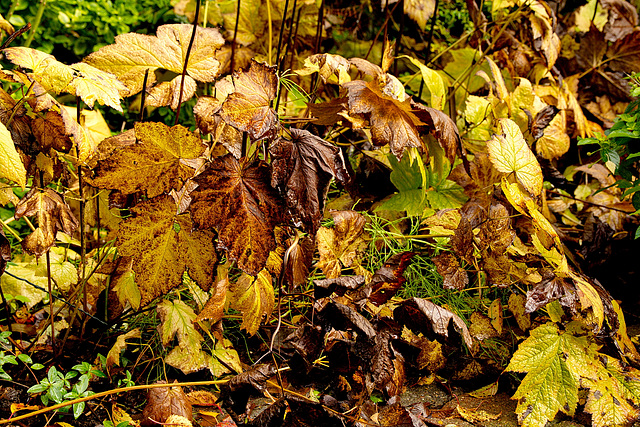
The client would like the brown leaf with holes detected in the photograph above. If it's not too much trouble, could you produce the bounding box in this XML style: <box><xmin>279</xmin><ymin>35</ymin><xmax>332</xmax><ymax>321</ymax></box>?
<box><xmin>141</xmin><ymin>381</ymin><xmax>192</xmax><ymax>427</ymax></box>
<box><xmin>270</xmin><ymin>128</ymin><xmax>350</xmax><ymax>233</ymax></box>
<box><xmin>432</xmin><ymin>252</ymin><xmax>468</xmax><ymax>290</ymax></box>
<box><xmin>15</xmin><ymin>188</ymin><xmax>79</xmax><ymax>257</ymax></box>
<box><xmin>91</xmin><ymin>122</ymin><xmax>205</xmax><ymax>198</ymax></box>
<box><xmin>343</xmin><ymin>79</ymin><xmax>423</xmax><ymax>159</ymax></box>
<box><xmin>220</xmin><ymin>60</ymin><xmax>278</xmax><ymax>141</ymax></box>
<box><xmin>316</xmin><ymin>210</ymin><xmax>367</xmax><ymax>279</ymax></box>
<box><xmin>190</xmin><ymin>155</ymin><xmax>285</xmax><ymax>276</ymax></box>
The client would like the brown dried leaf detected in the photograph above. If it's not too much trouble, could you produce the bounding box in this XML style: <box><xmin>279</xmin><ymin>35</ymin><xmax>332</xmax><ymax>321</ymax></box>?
<box><xmin>15</xmin><ymin>188</ymin><xmax>79</xmax><ymax>257</ymax></box>
<box><xmin>343</xmin><ymin>79</ymin><xmax>423</xmax><ymax>159</ymax></box>
<box><xmin>220</xmin><ymin>60</ymin><xmax>278</xmax><ymax>141</ymax></box>
<box><xmin>316</xmin><ymin>210</ymin><xmax>367</xmax><ymax>279</ymax></box>
<box><xmin>146</xmin><ymin>75</ymin><xmax>197</xmax><ymax>110</ymax></box>
<box><xmin>270</xmin><ymin>128</ymin><xmax>351</xmax><ymax>233</ymax></box>
<box><xmin>142</xmin><ymin>381</ymin><xmax>192</xmax><ymax>427</ymax></box>
<box><xmin>432</xmin><ymin>252</ymin><xmax>468</xmax><ymax>290</ymax></box>
<box><xmin>366</xmin><ymin>251</ymin><xmax>416</xmax><ymax>306</ymax></box>
<box><xmin>195</xmin><ymin>263</ymin><xmax>230</xmax><ymax>324</ymax></box>
<box><xmin>508</xmin><ymin>293</ymin><xmax>531</xmax><ymax>331</ymax></box>
<box><xmin>308</xmin><ymin>97</ymin><xmax>348</xmax><ymax>126</ymax></box>
<box><xmin>282</xmin><ymin>235</ymin><xmax>314</xmax><ymax>291</ymax></box>
<box><xmin>296</xmin><ymin>53</ymin><xmax>352</xmax><ymax>85</ymax></box>
<box><xmin>91</xmin><ymin>122</ymin><xmax>205</xmax><ymax>198</ymax></box>
<box><xmin>411</xmin><ymin>102</ymin><xmax>462</xmax><ymax>165</ymax></box>
<box><xmin>607</xmin><ymin>29</ymin><xmax>640</xmax><ymax>73</ymax></box>
<box><xmin>191</xmin><ymin>155</ymin><xmax>285</xmax><ymax>276</ymax></box>
<box><xmin>32</xmin><ymin>110</ymin><xmax>73</xmax><ymax>153</ymax></box>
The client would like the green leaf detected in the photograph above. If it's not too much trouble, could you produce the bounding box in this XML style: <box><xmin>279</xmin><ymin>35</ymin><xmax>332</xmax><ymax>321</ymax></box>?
<box><xmin>0</xmin><ymin>121</ymin><xmax>26</xmax><ymax>189</ymax></box>
<box><xmin>27</xmin><ymin>383</ymin><xmax>49</xmax><ymax>394</ymax></box>
<box><xmin>379</xmin><ymin>149</ymin><xmax>427</xmax><ymax>216</ymax></box>
<box><xmin>73</xmin><ymin>402</ymin><xmax>85</xmax><ymax>418</ymax></box>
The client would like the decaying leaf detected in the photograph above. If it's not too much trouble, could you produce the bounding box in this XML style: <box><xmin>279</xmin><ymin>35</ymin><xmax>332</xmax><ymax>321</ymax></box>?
<box><xmin>220</xmin><ymin>60</ymin><xmax>278</xmax><ymax>141</ymax></box>
<box><xmin>343</xmin><ymin>79</ymin><xmax>423</xmax><ymax>159</ymax></box>
<box><xmin>270</xmin><ymin>128</ymin><xmax>351</xmax><ymax>233</ymax></box>
<box><xmin>316</xmin><ymin>210</ymin><xmax>367</xmax><ymax>279</ymax></box>
<box><xmin>191</xmin><ymin>155</ymin><xmax>285</xmax><ymax>276</ymax></box>
<box><xmin>15</xmin><ymin>188</ymin><xmax>79</xmax><ymax>257</ymax></box>
<box><xmin>106</xmin><ymin>329</ymin><xmax>141</xmax><ymax>371</ymax></box>
<box><xmin>85</xmin><ymin>24</ymin><xmax>225</xmax><ymax>98</ymax></box>
<box><xmin>228</xmin><ymin>271</ymin><xmax>275</xmax><ymax>335</ymax></box>
<box><xmin>432</xmin><ymin>252</ymin><xmax>469</xmax><ymax>290</ymax></box>
<box><xmin>295</xmin><ymin>53</ymin><xmax>352</xmax><ymax>85</ymax></box>
<box><xmin>196</xmin><ymin>263</ymin><xmax>230</xmax><ymax>324</ymax></box>
<box><xmin>92</xmin><ymin>122</ymin><xmax>206</xmax><ymax>199</ymax></box>
<box><xmin>115</xmin><ymin>196</ymin><xmax>216</xmax><ymax>305</ymax></box>
<box><xmin>141</xmin><ymin>381</ymin><xmax>192</xmax><ymax>427</ymax></box>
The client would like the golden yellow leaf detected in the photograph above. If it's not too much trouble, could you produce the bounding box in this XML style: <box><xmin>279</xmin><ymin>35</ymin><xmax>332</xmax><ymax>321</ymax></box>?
<box><xmin>317</xmin><ymin>210</ymin><xmax>367</xmax><ymax>279</ymax></box>
<box><xmin>487</xmin><ymin>119</ymin><xmax>543</xmax><ymax>196</ymax></box>
<box><xmin>536</xmin><ymin>110</ymin><xmax>570</xmax><ymax>159</ymax></box>
<box><xmin>404</xmin><ymin>0</ymin><xmax>436</xmax><ymax>29</ymax></box>
<box><xmin>106</xmin><ymin>329</ymin><xmax>141</xmax><ymax>371</ymax></box>
<box><xmin>0</xmin><ymin>121</ymin><xmax>26</xmax><ymax>189</ymax></box>
<box><xmin>65</xmin><ymin>62</ymin><xmax>126</xmax><ymax>112</ymax></box>
<box><xmin>229</xmin><ymin>270</ymin><xmax>274</xmax><ymax>335</ymax></box>
<box><xmin>296</xmin><ymin>53</ymin><xmax>351</xmax><ymax>85</ymax></box>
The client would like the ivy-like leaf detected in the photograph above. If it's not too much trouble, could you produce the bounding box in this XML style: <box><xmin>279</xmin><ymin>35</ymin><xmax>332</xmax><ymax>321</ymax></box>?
<box><xmin>229</xmin><ymin>271</ymin><xmax>275</xmax><ymax>335</ymax></box>
<box><xmin>190</xmin><ymin>155</ymin><xmax>285</xmax><ymax>276</ymax></box>
<box><xmin>220</xmin><ymin>60</ymin><xmax>279</xmax><ymax>141</ymax></box>
<box><xmin>270</xmin><ymin>128</ymin><xmax>351</xmax><ymax>233</ymax></box>
<box><xmin>487</xmin><ymin>118</ymin><xmax>543</xmax><ymax>196</ymax></box>
<box><xmin>92</xmin><ymin>122</ymin><xmax>206</xmax><ymax>199</ymax></box>
<box><xmin>115</xmin><ymin>196</ymin><xmax>216</xmax><ymax>305</ymax></box>
<box><xmin>85</xmin><ymin>24</ymin><xmax>225</xmax><ymax>98</ymax></box>
<box><xmin>343</xmin><ymin>79</ymin><xmax>423</xmax><ymax>159</ymax></box>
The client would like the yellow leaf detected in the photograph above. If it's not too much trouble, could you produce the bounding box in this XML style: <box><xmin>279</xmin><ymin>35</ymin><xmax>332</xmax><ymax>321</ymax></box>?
<box><xmin>536</xmin><ymin>109</ymin><xmax>570</xmax><ymax>159</ymax></box>
<box><xmin>61</xmin><ymin>107</ymin><xmax>112</xmax><ymax>163</ymax></box>
<box><xmin>106</xmin><ymin>328</ymin><xmax>141</xmax><ymax>371</ymax></box>
<box><xmin>486</xmin><ymin>57</ymin><xmax>508</xmax><ymax>102</ymax></box>
<box><xmin>66</xmin><ymin>62</ymin><xmax>126</xmax><ymax>112</ymax></box>
<box><xmin>157</xmin><ymin>299</ymin><xmax>202</xmax><ymax>349</ymax></box>
<box><xmin>401</xmin><ymin>55</ymin><xmax>446</xmax><ymax>110</ymax></box>
<box><xmin>488</xmin><ymin>119</ymin><xmax>543</xmax><ymax>196</ymax></box>
<box><xmin>229</xmin><ymin>270</ymin><xmax>274</xmax><ymax>335</ymax></box>
<box><xmin>404</xmin><ymin>0</ymin><xmax>436</xmax><ymax>29</ymax></box>
<box><xmin>316</xmin><ymin>210</ymin><xmax>367</xmax><ymax>279</ymax></box>
<box><xmin>3</xmin><ymin>47</ymin><xmax>74</xmax><ymax>94</ymax></box>
<box><xmin>85</xmin><ymin>24</ymin><xmax>224</xmax><ymax>99</ymax></box>
<box><xmin>295</xmin><ymin>53</ymin><xmax>351</xmax><ymax>85</ymax></box>
<box><xmin>112</xmin><ymin>260</ymin><xmax>141</xmax><ymax>311</ymax></box>
<box><xmin>0</xmin><ymin>121</ymin><xmax>26</xmax><ymax>189</ymax></box>
<box><xmin>570</xmin><ymin>271</ymin><xmax>604</xmax><ymax>329</ymax></box>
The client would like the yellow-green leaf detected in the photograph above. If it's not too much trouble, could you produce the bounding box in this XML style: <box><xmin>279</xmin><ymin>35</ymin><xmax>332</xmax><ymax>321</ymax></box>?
<box><xmin>487</xmin><ymin>118</ymin><xmax>543</xmax><ymax>196</ymax></box>
<box><xmin>106</xmin><ymin>329</ymin><xmax>141</xmax><ymax>371</ymax></box>
<box><xmin>229</xmin><ymin>270</ymin><xmax>275</xmax><ymax>335</ymax></box>
<box><xmin>65</xmin><ymin>62</ymin><xmax>126</xmax><ymax>112</ymax></box>
<box><xmin>157</xmin><ymin>299</ymin><xmax>202</xmax><ymax>349</ymax></box>
<box><xmin>400</xmin><ymin>55</ymin><xmax>445</xmax><ymax>110</ymax></box>
<box><xmin>0</xmin><ymin>121</ymin><xmax>26</xmax><ymax>189</ymax></box>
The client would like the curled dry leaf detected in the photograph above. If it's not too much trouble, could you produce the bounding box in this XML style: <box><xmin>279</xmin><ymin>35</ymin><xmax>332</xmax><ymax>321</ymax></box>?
<box><xmin>412</xmin><ymin>101</ymin><xmax>462</xmax><ymax>165</ymax></box>
<box><xmin>196</xmin><ymin>263</ymin><xmax>230</xmax><ymax>324</ymax></box>
<box><xmin>365</xmin><ymin>252</ymin><xmax>416</xmax><ymax>306</ymax></box>
<box><xmin>15</xmin><ymin>188</ymin><xmax>79</xmax><ymax>257</ymax></box>
<box><xmin>343</xmin><ymin>79</ymin><xmax>423</xmax><ymax>159</ymax></box>
<box><xmin>91</xmin><ymin>122</ymin><xmax>206</xmax><ymax>198</ymax></box>
<box><xmin>270</xmin><ymin>128</ymin><xmax>351</xmax><ymax>233</ymax></box>
<box><xmin>190</xmin><ymin>155</ymin><xmax>285</xmax><ymax>276</ymax></box>
<box><xmin>295</xmin><ymin>53</ymin><xmax>352</xmax><ymax>85</ymax></box>
<box><xmin>106</xmin><ymin>328</ymin><xmax>141</xmax><ymax>372</ymax></box>
<box><xmin>220</xmin><ymin>60</ymin><xmax>279</xmax><ymax>141</ymax></box>
<box><xmin>141</xmin><ymin>381</ymin><xmax>192</xmax><ymax>427</ymax></box>
<box><xmin>85</xmin><ymin>24</ymin><xmax>225</xmax><ymax>98</ymax></box>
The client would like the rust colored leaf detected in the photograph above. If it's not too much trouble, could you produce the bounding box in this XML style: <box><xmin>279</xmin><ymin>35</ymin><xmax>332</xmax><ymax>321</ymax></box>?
<box><xmin>270</xmin><ymin>128</ymin><xmax>351</xmax><ymax>233</ymax></box>
<box><xmin>479</xmin><ymin>202</ymin><xmax>515</xmax><ymax>254</ymax></box>
<box><xmin>142</xmin><ymin>381</ymin><xmax>192</xmax><ymax>427</ymax></box>
<box><xmin>220</xmin><ymin>60</ymin><xmax>278</xmax><ymax>141</ymax></box>
<box><xmin>15</xmin><ymin>188</ymin><xmax>79</xmax><ymax>257</ymax></box>
<box><xmin>316</xmin><ymin>210</ymin><xmax>367</xmax><ymax>279</ymax></box>
<box><xmin>366</xmin><ymin>252</ymin><xmax>416</xmax><ymax>306</ymax></box>
<box><xmin>508</xmin><ymin>293</ymin><xmax>531</xmax><ymax>331</ymax></box>
<box><xmin>395</xmin><ymin>297</ymin><xmax>474</xmax><ymax>350</ymax></box>
<box><xmin>191</xmin><ymin>155</ymin><xmax>285</xmax><ymax>276</ymax></box>
<box><xmin>115</xmin><ymin>195</ymin><xmax>217</xmax><ymax>305</ymax></box>
<box><xmin>32</xmin><ymin>110</ymin><xmax>73</xmax><ymax>153</ymax></box>
<box><xmin>282</xmin><ymin>235</ymin><xmax>314</xmax><ymax>291</ymax></box>
<box><xmin>314</xmin><ymin>275</ymin><xmax>365</xmax><ymax>298</ymax></box>
<box><xmin>525</xmin><ymin>270</ymin><xmax>578</xmax><ymax>314</ymax></box>
<box><xmin>607</xmin><ymin>29</ymin><xmax>640</xmax><ymax>73</ymax></box>
<box><xmin>195</xmin><ymin>263</ymin><xmax>230</xmax><ymax>324</ymax></box>
<box><xmin>91</xmin><ymin>122</ymin><xmax>206</xmax><ymax>198</ymax></box>
<box><xmin>412</xmin><ymin>101</ymin><xmax>462</xmax><ymax>165</ymax></box>
<box><xmin>308</xmin><ymin>97</ymin><xmax>348</xmax><ymax>126</ymax></box>
<box><xmin>433</xmin><ymin>252</ymin><xmax>468</xmax><ymax>290</ymax></box>
<box><xmin>319</xmin><ymin>301</ymin><xmax>376</xmax><ymax>339</ymax></box>
<box><xmin>343</xmin><ymin>79</ymin><xmax>423</xmax><ymax>159</ymax></box>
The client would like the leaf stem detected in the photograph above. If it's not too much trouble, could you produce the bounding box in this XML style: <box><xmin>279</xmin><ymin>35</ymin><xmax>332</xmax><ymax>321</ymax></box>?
<box><xmin>24</xmin><ymin>0</ymin><xmax>46</xmax><ymax>48</ymax></box>
<box><xmin>266</xmin><ymin>0</ymin><xmax>273</xmax><ymax>64</ymax></box>
<box><xmin>175</xmin><ymin>0</ymin><xmax>201</xmax><ymax>126</ymax></box>
<box><xmin>230</xmin><ymin>0</ymin><xmax>241</xmax><ymax>73</ymax></box>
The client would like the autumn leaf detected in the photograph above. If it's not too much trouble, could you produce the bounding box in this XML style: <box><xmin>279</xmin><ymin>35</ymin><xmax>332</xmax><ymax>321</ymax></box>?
<box><xmin>220</xmin><ymin>60</ymin><xmax>279</xmax><ymax>141</ymax></box>
<box><xmin>196</xmin><ymin>263</ymin><xmax>230</xmax><ymax>324</ymax></box>
<box><xmin>295</xmin><ymin>53</ymin><xmax>352</xmax><ymax>85</ymax></box>
<box><xmin>190</xmin><ymin>155</ymin><xmax>284</xmax><ymax>276</ymax></box>
<box><xmin>343</xmin><ymin>79</ymin><xmax>423</xmax><ymax>159</ymax></box>
<box><xmin>115</xmin><ymin>196</ymin><xmax>216</xmax><ymax>305</ymax></box>
<box><xmin>270</xmin><ymin>128</ymin><xmax>351</xmax><ymax>233</ymax></box>
<box><xmin>32</xmin><ymin>110</ymin><xmax>73</xmax><ymax>153</ymax></box>
<box><xmin>142</xmin><ymin>380</ymin><xmax>192</xmax><ymax>427</ymax></box>
<box><xmin>229</xmin><ymin>271</ymin><xmax>275</xmax><ymax>335</ymax></box>
<box><xmin>487</xmin><ymin>118</ymin><xmax>543</xmax><ymax>196</ymax></box>
<box><xmin>316</xmin><ymin>210</ymin><xmax>367</xmax><ymax>279</ymax></box>
<box><xmin>92</xmin><ymin>122</ymin><xmax>206</xmax><ymax>199</ymax></box>
<box><xmin>106</xmin><ymin>329</ymin><xmax>141</xmax><ymax>371</ymax></box>
<box><xmin>366</xmin><ymin>252</ymin><xmax>416</xmax><ymax>306</ymax></box>
<box><xmin>411</xmin><ymin>101</ymin><xmax>462</xmax><ymax>166</ymax></box>
<box><xmin>402</xmin><ymin>55</ymin><xmax>445</xmax><ymax>110</ymax></box>
<box><xmin>15</xmin><ymin>188</ymin><xmax>79</xmax><ymax>257</ymax></box>
<box><xmin>85</xmin><ymin>24</ymin><xmax>225</xmax><ymax>98</ymax></box>
<box><xmin>432</xmin><ymin>252</ymin><xmax>469</xmax><ymax>290</ymax></box>
<box><xmin>111</xmin><ymin>257</ymin><xmax>141</xmax><ymax>312</ymax></box>
<box><xmin>404</xmin><ymin>0</ymin><xmax>436</xmax><ymax>29</ymax></box>
<box><xmin>0</xmin><ymin>121</ymin><xmax>26</xmax><ymax>189</ymax></box>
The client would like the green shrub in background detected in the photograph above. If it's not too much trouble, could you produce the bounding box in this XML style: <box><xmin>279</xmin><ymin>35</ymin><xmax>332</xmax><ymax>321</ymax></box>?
<box><xmin>2</xmin><ymin>0</ymin><xmax>176</xmax><ymax>61</ymax></box>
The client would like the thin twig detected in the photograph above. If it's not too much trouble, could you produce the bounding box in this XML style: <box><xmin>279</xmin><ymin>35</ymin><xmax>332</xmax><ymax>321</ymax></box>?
<box><xmin>230</xmin><ymin>0</ymin><xmax>241</xmax><ymax>73</ymax></box>
<box><xmin>174</xmin><ymin>0</ymin><xmax>201</xmax><ymax>126</ymax></box>
<box><xmin>546</xmin><ymin>189</ymin><xmax>635</xmax><ymax>213</ymax></box>
<box><xmin>0</xmin><ymin>23</ymin><xmax>31</xmax><ymax>50</ymax></box>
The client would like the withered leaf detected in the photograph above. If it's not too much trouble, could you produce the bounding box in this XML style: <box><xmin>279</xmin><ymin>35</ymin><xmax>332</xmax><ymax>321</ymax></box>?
<box><xmin>343</xmin><ymin>79</ymin><xmax>423</xmax><ymax>159</ymax></box>
<box><xmin>222</xmin><ymin>363</ymin><xmax>276</xmax><ymax>415</ymax></box>
<box><xmin>106</xmin><ymin>328</ymin><xmax>141</xmax><ymax>371</ymax></box>
<box><xmin>412</xmin><ymin>101</ymin><xmax>462</xmax><ymax>165</ymax></box>
<box><xmin>32</xmin><ymin>110</ymin><xmax>73</xmax><ymax>153</ymax></box>
<box><xmin>220</xmin><ymin>60</ymin><xmax>279</xmax><ymax>141</ymax></box>
<box><xmin>191</xmin><ymin>155</ymin><xmax>285</xmax><ymax>276</ymax></box>
<box><xmin>296</xmin><ymin>53</ymin><xmax>352</xmax><ymax>85</ymax></box>
<box><xmin>85</xmin><ymin>24</ymin><xmax>225</xmax><ymax>98</ymax></box>
<box><xmin>395</xmin><ymin>297</ymin><xmax>474</xmax><ymax>350</ymax></box>
<box><xmin>228</xmin><ymin>271</ymin><xmax>275</xmax><ymax>335</ymax></box>
<box><xmin>270</xmin><ymin>128</ymin><xmax>351</xmax><ymax>233</ymax></box>
<box><xmin>607</xmin><ymin>29</ymin><xmax>640</xmax><ymax>73</ymax></box>
<box><xmin>195</xmin><ymin>263</ymin><xmax>229</xmax><ymax>324</ymax></box>
<box><xmin>141</xmin><ymin>381</ymin><xmax>192</xmax><ymax>427</ymax></box>
<box><xmin>15</xmin><ymin>188</ymin><xmax>79</xmax><ymax>257</ymax></box>
<box><xmin>308</xmin><ymin>97</ymin><xmax>348</xmax><ymax>126</ymax></box>
<box><xmin>525</xmin><ymin>270</ymin><xmax>577</xmax><ymax>314</ymax></box>
<box><xmin>282</xmin><ymin>235</ymin><xmax>315</xmax><ymax>291</ymax></box>
<box><xmin>115</xmin><ymin>195</ymin><xmax>216</xmax><ymax>305</ymax></box>
<box><xmin>91</xmin><ymin>122</ymin><xmax>206</xmax><ymax>199</ymax></box>
<box><xmin>314</xmin><ymin>275</ymin><xmax>365</xmax><ymax>299</ymax></box>
<box><xmin>366</xmin><ymin>252</ymin><xmax>416</xmax><ymax>306</ymax></box>
<box><xmin>530</xmin><ymin>105</ymin><xmax>559</xmax><ymax>140</ymax></box>
<box><xmin>318</xmin><ymin>301</ymin><xmax>376</xmax><ymax>339</ymax></box>
<box><xmin>432</xmin><ymin>252</ymin><xmax>469</xmax><ymax>290</ymax></box>
<box><xmin>316</xmin><ymin>210</ymin><xmax>367</xmax><ymax>279</ymax></box>
<box><xmin>0</xmin><ymin>229</ymin><xmax>10</xmax><ymax>276</ymax></box>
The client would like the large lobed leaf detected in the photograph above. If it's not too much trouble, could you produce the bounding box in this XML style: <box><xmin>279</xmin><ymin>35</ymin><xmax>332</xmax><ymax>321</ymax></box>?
<box><xmin>190</xmin><ymin>155</ymin><xmax>285</xmax><ymax>276</ymax></box>
<box><xmin>92</xmin><ymin>122</ymin><xmax>206</xmax><ymax>198</ymax></box>
<box><xmin>115</xmin><ymin>196</ymin><xmax>217</xmax><ymax>305</ymax></box>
